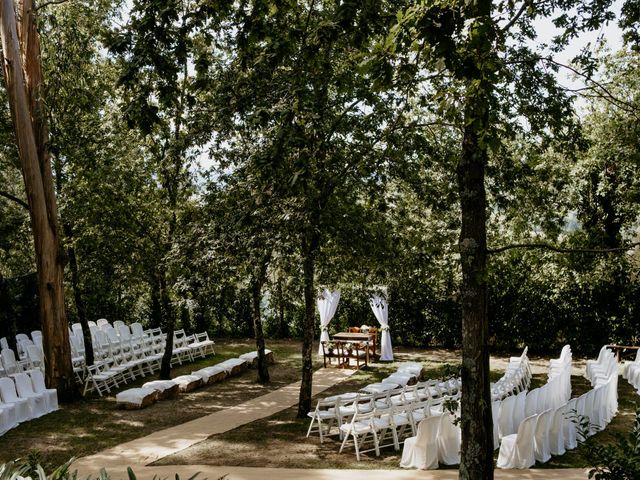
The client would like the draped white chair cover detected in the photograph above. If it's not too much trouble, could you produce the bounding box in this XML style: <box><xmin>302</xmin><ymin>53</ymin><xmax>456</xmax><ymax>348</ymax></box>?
<box><xmin>370</xmin><ymin>295</ymin><xmax>393</xmax><ymax>361</ymax></box>
<box><xmin>317</xmin><ymin>289</ymin><xmax>341</xmax><ymax>356</ymax></box>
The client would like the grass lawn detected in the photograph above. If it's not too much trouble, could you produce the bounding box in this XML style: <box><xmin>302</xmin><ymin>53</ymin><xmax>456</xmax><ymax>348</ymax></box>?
<box><xmin>1</xmin><ymin>339</ymin><xmax>635</xmax><ymax>472</ymax></box>
<box><xmin>0</xmin><ymin>339</ymin><xmax>310</xmax><ymax>469</ymax></box>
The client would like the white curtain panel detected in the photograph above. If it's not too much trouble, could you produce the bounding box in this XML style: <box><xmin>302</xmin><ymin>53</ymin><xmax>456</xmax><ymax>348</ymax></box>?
<box><xmin>317</xmin><ymin>289</ymin><xmax>341</xmax><ymax>355</ymax></box>
<box><xmin>370</xmin><ymin>295</ymin><xmax>393</xmax><ymax>361</ymax></box>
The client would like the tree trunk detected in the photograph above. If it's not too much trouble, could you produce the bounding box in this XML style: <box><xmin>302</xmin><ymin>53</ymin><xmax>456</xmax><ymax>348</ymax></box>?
<box><xmin>457</xmin><ymin>7</ymin><xmax>495</xmax><ymax>479</ymax></box>
<box><xmin>159</xmin><ymin>269</ymin><xmax>174</xmax><ymax>379</ymax></box>
<box><xmin>251</xmin><ymin>254</ymin><xmax>271</xmax><ymax>383</ymax></box>
<box><xmin>277</xmin><ymin>276</ymin><xmax>287</xmax><ymax>338</ymax></box>
<box><xmin>0</xmin><ymin>0</ymin><xmax>75</xmax><ymax>400</ymax></box>
<box><xmin>297</xmin><ymin>228</ymin><xmax>319</xmax><ymax>418</ymax></box>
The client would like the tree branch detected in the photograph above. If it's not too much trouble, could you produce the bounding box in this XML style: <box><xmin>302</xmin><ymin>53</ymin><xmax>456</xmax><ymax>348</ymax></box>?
<box><xmin>34</xmin><ymin>0</ymin><xmax>69</xmax><ymax>11</ymax></box>
<box><xmin>487</xmin><ymin>241</ymin><xmax>640</xmax><ymax>255</ymax></box>
<box><xmin>0</xmin><ymin>190</ymin><xmax>29</xmax><ymax>210</ymax></box>
<box><xmin>544</xmin><ymin>58</ymin><xmax>640</xmax><ymax>117</ymax></box>
<box><xmin>500</xmin><ymin>0</ymin><xmax>531</xmax><ymax>33</ymax></box>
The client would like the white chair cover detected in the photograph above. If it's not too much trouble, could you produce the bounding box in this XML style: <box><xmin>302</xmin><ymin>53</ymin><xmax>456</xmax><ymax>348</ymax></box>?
<box><xmin>400</xmin><ymin>414</ymin><xmax>441</xmax><ymax>469</ymax></box>
<box><xmin>497</xmin><ymin>414</ymin><xmax>537</xmax><ymax>469</ymax></box>
<box><xmin>549</xmin><ymin>405</ymin><xmax>566</xmax><ymax>456</ymax></box>
<box><xmin>563</xmin><ymin>399</ymin><xmax>578</xmax><ymax>450</ymax></box>
<box><xmin>29</xmin><ymin>369</ymin><xmax>58</xmax><ymax>413</ymax></box>
<box><xmin>0</xmin><ymin>402</ymin><xmax>17</xmax><ymax>434</ymax></box>
<box><xmin>437</xmin><ymin>411</ymin><xmax>461</xmax><ymax>465</ymax></box>
<box><xmin>317</xmin><ymin>289</ymin><xmax>340</xmax><ymax>356</ymax></box>
<box><xmin>533</xmin><ymin>409</ymin><xmax>553</xmax><ymax>463</ymax></box>
<box><xmin>498</xmin><ymin>394</ymin><xmax>517</xmax><ymax>438</ymax></box>
<box><xmin>0</xmin><ymin>378</ymin><xmax>31</xmax><ymax>423</ymax></box>
<box><xmin>370</xmin><ymin>295</ymin><xmax>393</xmax><ymax>361</ymax></box>
<box><xmin>14</xmin><ymin>373</ymin><xmax>48</xmax><ymax>419</ymax></box>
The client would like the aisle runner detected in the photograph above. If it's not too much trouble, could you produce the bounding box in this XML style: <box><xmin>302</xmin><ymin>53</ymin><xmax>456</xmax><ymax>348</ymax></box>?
<box><xmin>73</xmin><ymin>368</ymin><xmax>355</xmax><ymax>477</ymax></box>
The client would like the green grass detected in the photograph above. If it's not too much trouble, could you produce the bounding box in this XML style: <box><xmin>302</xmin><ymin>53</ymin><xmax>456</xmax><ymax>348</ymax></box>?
<box><xmin>0</xmin><ymin>339</ymin><xmax>306</xmax><ymax>469</ymax></box>
<box><xmin>2</xmin><ymin>342</ymin><xmax>636</xmax><ymax>472</ymax></box>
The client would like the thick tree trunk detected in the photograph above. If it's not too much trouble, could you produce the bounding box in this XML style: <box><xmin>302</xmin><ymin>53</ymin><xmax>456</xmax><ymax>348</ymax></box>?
<box><xmin>457</xmin><ymin>117</ymin><xmax>493</xmax><ymax>480</ymax></box>
<box><xmin>251</xmin><ymin>254</ymin><xmax>271</xmax><ymax>383</ymax></box>
<box><xmin>159</xmin><ymin>269</ymin><xmax>175</xmax><ymax>379</ymax></box>
<box><xmin>0</xmin><ymin>0</ymin><xmax>75</xmax><ymax>400</ymax></box>
<box><xmin>297</xmin><ymin>229</ymin><xmax>319</xmax><ymax>418</ymax></box>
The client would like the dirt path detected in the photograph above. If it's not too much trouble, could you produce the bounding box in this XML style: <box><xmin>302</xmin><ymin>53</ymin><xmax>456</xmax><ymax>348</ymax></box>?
<box><xmin>72</xmin><ymin>367</ymin><xmax>356</xmax><ymax>478</ymax></box>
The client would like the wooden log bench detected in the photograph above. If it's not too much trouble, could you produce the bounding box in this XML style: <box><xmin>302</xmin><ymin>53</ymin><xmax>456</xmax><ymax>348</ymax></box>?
<box><xmin>192</xmin><ymin>365</ymin><xmax>228</xmax><ymax>385</ymax></box>
<box><xmin>172</xmin><ymin>374</ymin><xmax>203</xmax><ymax>393</ymax></box>
<box><xmin>239</xmin><ymin>350</ymin><xmax>275</xmax><ymax>368</ymax></box>
<box><xmin>142</xmin><ymin>380</ymin><xmax>180</xmax><ymax>400</ymax></box>
<box><xmin>116</xmin><ymin>387</ymin><xmax>158</xmax><ymax>410</ymax></box>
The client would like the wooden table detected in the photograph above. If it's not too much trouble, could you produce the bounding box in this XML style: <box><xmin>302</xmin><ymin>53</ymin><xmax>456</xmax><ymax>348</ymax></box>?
<box><xmin>332</xmin><ymin>332</ymin><xmax>377</xmax><ymax>364</ymax></box>
<box><xmin>606</xmin><ymin>344</ymin><xmax>640</xmax><ymax>361</ymax></box>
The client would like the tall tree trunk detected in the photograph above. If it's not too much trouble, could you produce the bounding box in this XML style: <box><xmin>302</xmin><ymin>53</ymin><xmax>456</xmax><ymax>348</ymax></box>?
<box><xmin>457</xmin><ymin>5</ymin><xmax>495</xmax><ymax>479</ymax></box>
<box><xmin>277</xmin><ymin>276</ymin><xmax>287</xmax><ymax>339</ymax></box>
<box><xmin>251</xmin><ymin>252</ymin><xmax>272</xmax><ymax>383</ymax></box>
<box><xmin>297</xmin><ymin>228</ymin><xmax>319</xmax><ymax>418</ymax></box>
<box><xmin>0</xmin><ymin>0</ymin><xmax>75</xmax><ymax>400</ymax></box>
<box><xmin>159</xmin><ymin>269</ymin><xmax>175</xmax><ymax>379</ymax></box>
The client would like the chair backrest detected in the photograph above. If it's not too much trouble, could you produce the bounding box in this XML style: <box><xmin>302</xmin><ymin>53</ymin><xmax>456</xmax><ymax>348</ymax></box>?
<box><xmin>14</xmin><ymin>372</ymin><xmax>36</xmax><ymax>397</ymax></box>
<box><xmin>525</xmin><ymin>388</ymin><xmax>539</xmax><ymax>417</ymax></box>
<box><xmin>499</xmin><ymin>394</ymin><xmax>517</xmax><ymax>435</ymax></box>
<box><xmin>0</xmin><ymin>337</ymin><xmax>8</xmax><ymax>350</ymax></box>
<box><xmin>29</xmin><ymin>369</ymin><xmax>47</xmax><ymax>394</ymax></box>
<box><xmin>31</xmin><ymin>330</ymin><xmax>43</xmax><ymax>341</ymax></box>
<box><xmin>26</xmin><ymin>344</ymin><xmax>43</xmax><ymax>363</ymax></box>
<box><xmin>416</xmin><ymin>414</ymin><xmax>442</xmax><ymax>444</ymax></box>
<box><xmin>0</xmin><ymin>377</ymin><xmax>19</xmax><ymax>402</ymax></box>
<box><xmin>87</xmin><ymin>320</ymin><xmax>97</xmax><ymax>327</ymax></box>
<box><xmin>131</xmin><ymin>323</ymin><xmax>145</xmax><ymax>338</ymax></box>
<box><xmin>1</xmin><ymin>348</ymin><xmax>18</xmax><ymax>368</ymax></box>
<box><xmin>96</xmin><ymin>318</ymin><xmax>109</xmax><ymax>328</ymax></box>
<box><xmin>514</xmin><ymin>414</ymin><xmax>538</xmax><ymax>452</ymax></box>
<box><xmin>113</xmin><ymin>320</ymin><xmax>125</xmax><ymax>330</ymax></box>
<box><xmin>118</xmin><ymin>324</ymin><xmax>132</xmax><ymax>341</ymax></box>
<box><xmin>513</xmin><ymin>390</ymin><xmax>527</xmax><ymax>427</ymax></box>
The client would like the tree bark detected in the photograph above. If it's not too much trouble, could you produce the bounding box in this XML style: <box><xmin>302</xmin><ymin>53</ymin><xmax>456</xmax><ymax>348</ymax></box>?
<box><xmin>297</xmin><ymin>226</ymin><xmax>319</xmax><ymax>418</ymax></box>
<box><xmin>0</xmin><ymin>0</ymin><xmax>75</xmax><ymax>400</ymax></box>
<box><xmin>457</xmin><ymin>4</ymin><xmax>496</xmax><ymax>479</ymax></box>
<box><xmin>251</xmin><ymin>252</ymin><xmax>271</xmax><ymax>383</ymax></box>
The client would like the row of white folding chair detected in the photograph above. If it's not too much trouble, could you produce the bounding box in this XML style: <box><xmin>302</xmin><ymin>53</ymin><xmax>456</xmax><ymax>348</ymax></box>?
<box><xmin>339</xmin><ymin>400</ymin><xmax>444</xmax><ymax>460</ymax></box>
<box><xmin>492</xmin><ymin>359</ymin><xmax>530</xmax><ymax>400</ymax></box>
<box><xmin>400</xmin><ymin>411</ymin><xmax>461</xmax><ymax>469</ymax></box>
<box><xmin>307</xmin><ymin>381</ymin><xmax>450</xmax><ymax>443</ymax></box>
<box><xmin>0</xmin><ymin>369</ymin><xmax>58</xmax><ymax>433</ymax></box>
<box><xmin>82</xmin><ymin>346</ymin><xmax>165</xmax><ymax>396</ymax></box>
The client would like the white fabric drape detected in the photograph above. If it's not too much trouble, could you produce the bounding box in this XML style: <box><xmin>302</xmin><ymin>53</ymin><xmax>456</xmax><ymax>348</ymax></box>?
<box><xmin>317</xmin><ymin>289</ymin><xmax>341</xmax><ymax>355</ymax></box>
<box><xmin>370</xmin><ymin>295</ymin><xmax>393</xmax><ymax>361</ymax></box>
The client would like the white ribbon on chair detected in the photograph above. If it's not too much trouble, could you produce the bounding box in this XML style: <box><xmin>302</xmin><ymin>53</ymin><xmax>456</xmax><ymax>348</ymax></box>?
<box><xmin>317</xmin><ymin>289</ymin><xmax>341</xmax><ymax>355</ymax></box>
<box><xmin>370</xmin><ymin>295</ymin><xmax>393</xmax><ymax>361</ymax></box>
